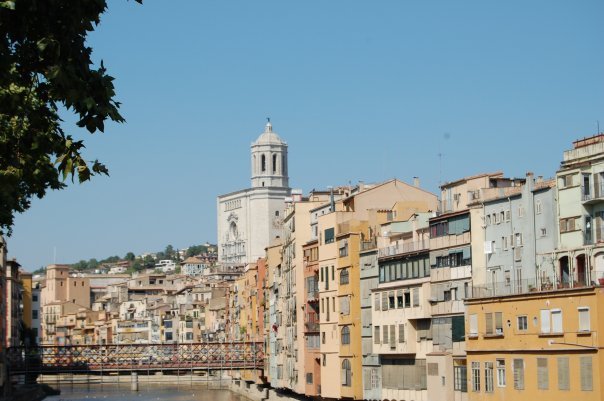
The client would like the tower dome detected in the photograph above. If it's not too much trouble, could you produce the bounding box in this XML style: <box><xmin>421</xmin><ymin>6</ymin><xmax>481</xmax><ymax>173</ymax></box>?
<box><xmin>254</xmin><ymin>121</ymin><xmax>286</xmax><ymax>145</ymax></box>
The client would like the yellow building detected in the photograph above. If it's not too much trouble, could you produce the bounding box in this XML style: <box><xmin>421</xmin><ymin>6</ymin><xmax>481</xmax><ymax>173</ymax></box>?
<box><xmin>466</xmin><ymin>286</ymin><xmax>602</xmax><ymax>400</ymax></box>
<box><xmin>337</xmin><ymin>221</ymin><xmax>367</xmax><ymax>400</ymax></box>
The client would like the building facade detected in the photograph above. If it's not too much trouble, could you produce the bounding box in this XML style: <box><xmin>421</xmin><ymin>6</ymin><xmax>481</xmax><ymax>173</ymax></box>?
<box><xmin>217</xmin><ymin>122</ymin><xmax>291</xmax><ymax>264</ymax></box>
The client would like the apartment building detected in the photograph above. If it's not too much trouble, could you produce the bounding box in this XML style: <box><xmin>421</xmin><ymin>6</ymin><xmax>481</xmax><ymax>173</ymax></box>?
<box><xmin>555</xmin><ymin>134</ymin><xmax>604</xmax><ymax>286</ymax></box>
<box><xmin>466</xmin><ymin>286</ymin><xmax>601</xmax><ymax>400</ymax></box>
<box><xmin>373</xmin><ymin>211</ymin><xmax>433</xmax><ymax>401</ymax></box>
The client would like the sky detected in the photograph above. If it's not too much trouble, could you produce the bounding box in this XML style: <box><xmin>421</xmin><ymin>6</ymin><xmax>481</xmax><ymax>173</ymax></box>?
<box><xmin>7</xmin><ymin>0</ymin><xmax>604</xmax><ymax>271</ymax></box>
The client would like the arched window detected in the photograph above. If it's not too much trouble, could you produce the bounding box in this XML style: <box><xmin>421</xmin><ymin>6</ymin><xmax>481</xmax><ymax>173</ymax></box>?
<box><xmin>341</xmin><ymin>326</ymin><xmax>350</xmax><ymax>345</ymax></box>
<box><xmin>261</xmin><ymin>154</ymin><xmax>266</xmax><ymax>172</ymax></box>
<box><xmin>340</xmin><ymin>269</ymin><xmax>349</xmax><ymax>285</ymax></box>
<box><xmin>341</xmin><ymin>359</ymin><xmax>351</xmax><ymax>386</ymax></box>
<box><xmin>272</xmin><ymin>154</ymin><xmax>277</xmax><ymax>173</ymax></box>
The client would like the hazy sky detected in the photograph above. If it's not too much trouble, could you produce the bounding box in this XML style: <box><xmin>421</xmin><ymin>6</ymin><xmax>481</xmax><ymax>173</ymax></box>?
<box><xmin>8</xmin><ymin>1</ymin><xmax>604</xmax><ymax>271</ymax></box>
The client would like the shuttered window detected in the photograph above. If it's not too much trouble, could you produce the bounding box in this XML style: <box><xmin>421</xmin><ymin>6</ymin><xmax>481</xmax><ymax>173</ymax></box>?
<box><xmin>381</xmin><ymin>292</ymin><xmax>388</xmax><ymax>311</ymax></box>
<box><xmin>551</xmin><ymin>309</ymin><xmax>562</xmax><ymax>333</ymax></box>
<box><xmin>513</xmin><ymin>359</ymin><xmax>524</xmax><ymax>390</ymax></box>
<box><xmin>495</xmin><ymin>312</ymin><xmax>503</xmax><ymax>334</ymax></box>
<box><xmin>383</xmin><ymin>325</ymin><xmax>389</xmax><ymax>344</ymax></box>
<box><xmin>537</xmin><ymin>358</ymin><xmax>549</xmax><ymax>390</ymax></box>
<box><xmin>469</xmin><ymin>314</ymin><xmax>478</xmax><ymax>336</ymax></box>
<box><xmin>374</xmin><ymin>326</ymin><xmax>380</xmax><ymax>345</ymax></box>
<box><xmin>485</xmin><ymin>313</ymin><xmax>493</xmax><ymax>335</ymax></box>
<box><xmin>578</xmin><ymin>307</ymin><xmax>590</xmax><ymax>332</ymax></box>
<box><xmin>413</xmin><ymin>287</ymin><xmax>420</xmax><ymax>306</ymax></box>
<box><xmin>540</xmin><ymin>309</ymin><xmax>551</xmax><ymax>333</ymax></box>
<box><xmin>398</xmin><ymin>324</ymin><xmax>405</xmax><ymax>343</ymax></box>
<box><xmin>389</xmin><ymin>325</ymin><xmax>396</xmax><ymax>348</ymax></box>
<box><xmin>374</xmin><ymin>293</ymin><xmax>380</xmax><ymax>311</ymax></box>
<box><xmin>397</xmin><ymin>289</ymin><xmax>404</xmax><ymax>308</ymax></box>
<box><xmin>557</xmin><ymin>357</ymin><xmax>569</xmax><ymax>390</ymax></box>
<box><xmin>580</xmin><ymin>356</ymin><xmax>593</xmax><ymax>391</ymax></box>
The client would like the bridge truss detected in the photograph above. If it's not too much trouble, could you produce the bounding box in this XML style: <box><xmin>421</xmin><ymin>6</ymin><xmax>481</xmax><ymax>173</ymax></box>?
<box><xmin>6</xmin><ymin>342</ymin><xmax>264</xmax><ymax>375</ymax></box>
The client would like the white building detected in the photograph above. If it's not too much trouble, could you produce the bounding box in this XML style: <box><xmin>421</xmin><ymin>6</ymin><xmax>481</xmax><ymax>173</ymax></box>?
<box><xmin>217</xmin><ymin>121</ymin><xmax>291</xmax><ymax>264</ymax></box>
<box><xmin>181</xmin><ymin>256</ymin><xmax>208</xmax><ymax>276</ymax></box>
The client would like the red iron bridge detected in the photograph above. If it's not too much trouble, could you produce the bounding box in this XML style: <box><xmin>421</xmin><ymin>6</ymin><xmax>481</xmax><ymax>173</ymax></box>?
<box><xmin>6</xmin><ymin>342</ymin><xmax>264</xmax><ymax>375</ymax></box>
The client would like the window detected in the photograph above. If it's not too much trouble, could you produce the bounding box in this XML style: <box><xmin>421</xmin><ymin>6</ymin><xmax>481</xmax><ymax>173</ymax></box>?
<box><xmin>404</xmin><ymin>290</ymin><xmax>411</xmax><ymax>308</ymax></box>
<box><xmin>560</xmin><ymin>217</ymin><xmax>578</xmax><ymax>233</ymax></box>
<box><xmin>388</xmin><ymin>291</ymin><xmax>395</xmax><ymax>309</ymax></box>
<box><xmin>398</xmin><ymin>324</ymin><xmax>405</xmax><ymax>343</ymax></box>
<box><xmin>471</xmin><ymin>362</ymin><xmax>480</xmax><ymax>392</ymax></box>
<box><xmin>322</xmin><ymin>332</ymin><xmax>325</xmax><ymax>344</ymax></box>
<box><xmin>580</xmin><ymin>356</ymin><xmax>593</xmax><ymax>391</ymax></box>
<box><xmin>540</xmin><ymin>309</ymin><xmax>562</xmax><ymax>334</ymax></box>
<box><xmin>339</xmin><ymin>269</ymin><xmax>349</xmax><ymax>285</ymax></box>
<box><xmin>340</xmin><ymin>296</ymin><xmax>350</xmax><ymax>315</ymax></box>
<box><xmin>485</xmin><ymin>362</ymin><xmax>494</xmax><ymax>392</ymax></box>
<box><xmin>454</xmin><ymin>364</ymin><xmax>467</xmax><ymax>392</ymax></box>
<box><xmin>382</xmin><ymin>325</ymin><xmax>389</xmax><ymax>344</ymax></box>
<box><xmin>272</xmin><ymin>154</ymin><xmax>277</xmax><ymax>173</ymax></box>
<box><xmin>185</xmin><ymin>332</ymin><xmax>193</xmax><ymax>341</ymax></box>
<box><xmin>324</xmin><ymin>228</ymin><xmax>335</xmax><ymax>244</ymax></box>
<box><xmin>515</xmin><ymin>233</ymin><xmax>523</xmax><ymax>247</ymax></box>
<box><xmin>339</xmin><ymin>240</ymin><xmax>348</xmax><ymax>257</ymax></box>
<box><xmin>535</xmin><ymin>200</ymin><xmax>542</xmax><ymax>214</ymax></box>
<box><xmin>518</xmin><ymin>205</ymin><xmax>524</xmax><ymax>218</ymax></box>
<box><xmin>385</xmin><ymin>325</ymin><xmax>395</xmax><ymax>348</ymax></box>
<box><xmin>485</xmin><ymin>312</ymin><xmax>503</xmax><ymax>336</ymax></box>
<box><xmin>541</xmin><ymin>227</ymin><xmax>547</xmax><ymax>237</ymax></box>
<box><xmin>374</xmin><ymin>293</ymin><xmax>380</xmax><ymax>311</ymax></box>
<box><xmin>517</xmin><ymin>315</ymin><xmax>528</xmax><ymax>331</ymax></box>
<box><xmin>561</xmin><ymin>174</ymin><xmax>574</xmax><ymax>188</ymax></box>
<box><xmin>32</xmin><ymin>294</ymin><xmax>38</xmax><ymax>302</ymax></box>
<box><xmin>430</xmin><ymin>221</ymin><xmax>449</xmax><ymax>238</ymax></box>
<box><xmin>496</xmin><ymin>359</ymin><xmax>506</xmax><ymax>387</ymax></box>
<box><xmin>557</xmin><ymin>357</ymin><xmax>569</xmax><ymax>390</ymax></box>
<box><xmin>32</xmin><ymin>310</ymin><xmax>38</xmax><ymax>320</ymax></box>
<box><xmin>332</xmin><ymin>265</ymin><xmax>335</xmax><ymax>281</ymax></box>
<box><xmin>306</xmin><ymin>373</ymin><xmax>313</xmax><ymax>384</ymax></box>
<box><xmin>165</xmin><ymin>332</ymin><xmax>173</xmax><ymax>341</ymax></box>
<box><xmin>578</xmin><ymin>307</ymin><xmax>590</xmax><ymax>332</ymax></box>
<box><xmin>391</xmin><ymin>289</ymin><xmax>401</xmax><ymax>308</ymax></box>
<box><xmin>341</xmin><ymin>359</ymin><xmax>351</xmax><ymax>386</ymax></box>
<box><xmin>381</xmin><ymin>292</ymin><xmax>388</xmax><ymax>311</ymax></box>
<box><xmin>261</xmin><ymin>154</ymin><xmax>266</xmax><ymax>172</ymax></box>
<box><xmin>374</xmin><ymin>326</ymin><xmax>380</xmax><ymax>345</ymax></box>
<box><xmin>513</xmin><ymin>359</ymin><xmax>524</xmax><ymax>390</ymax></box>
<box><xmin>469</xmin><ymin>314</ymin><xmax>478</xmax><ymax>337</ymax></box>
<box><xmin>164</xmin><ymin>320</ymin><xmax>173</xmax><ymax>328</ymax></box>
<box><xmin>413</xmin><ymin>287</ymin><xmax>420</xmax><ymax>306</ymax></box>
<box><xmin>341</xmin><ymin>326</ymin><xmax>350</xmax><ymax>345</ymax></box>
<box><xmin>537</xmin><ymin>358</ymin><xmax>549</xmax><ymax>390</ymax></box>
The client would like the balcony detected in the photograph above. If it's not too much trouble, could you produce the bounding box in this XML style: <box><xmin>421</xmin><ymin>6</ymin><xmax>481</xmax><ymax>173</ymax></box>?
<box><xmin>304</xmin><ymin>312</ymin><xmax>319</xmax><ymax>332</ymax></box>
<box><xmin>361</xmin><ymin>238</ymin><xmax>377</xmax><ymax>252</ymax></box>
<box><xmin>582</xmin><ymin>183</ymin><xmax>604</xmax><ymax>204</ymax></box>
<box><xmin>470</xmin><ymin>276</ymin><xmax>592</xmax><ymax>299</ymax></box>
<box><xmin>379</xmin><ymin>240</ymin><xmax>429</xmax><ymax>258</ymax></box>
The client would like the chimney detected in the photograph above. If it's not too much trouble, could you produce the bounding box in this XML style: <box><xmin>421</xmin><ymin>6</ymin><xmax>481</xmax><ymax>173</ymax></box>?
<box><xmin>413</xmin><ymin>177</ymin><xmax>420</xmax><ymax>188</ymax></box>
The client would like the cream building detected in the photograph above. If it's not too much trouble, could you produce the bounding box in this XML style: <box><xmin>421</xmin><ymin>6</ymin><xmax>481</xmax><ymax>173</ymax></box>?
<box><xmin>217</xmin><ymin>121</ymin><xmax>291</xmax><ymax>264</ymax></box>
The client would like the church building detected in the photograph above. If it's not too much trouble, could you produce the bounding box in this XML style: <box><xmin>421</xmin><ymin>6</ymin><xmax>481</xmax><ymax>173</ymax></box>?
<box><xmin>216</xmin><ymin>121</ymin><xmax>291</xmax><ymax>264</ymax></box>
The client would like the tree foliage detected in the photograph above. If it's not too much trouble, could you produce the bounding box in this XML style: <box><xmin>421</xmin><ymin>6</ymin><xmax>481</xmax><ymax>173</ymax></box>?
<box><xmin>0</xmin><ymin>0</ymin><xmax>140</xmax><ymax>235</ymax></box>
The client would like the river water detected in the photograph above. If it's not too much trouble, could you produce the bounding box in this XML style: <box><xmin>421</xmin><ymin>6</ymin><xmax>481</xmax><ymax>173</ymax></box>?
<box><xmin>45</xmin><ymin>385</ymin><xmax>250</xmax><ymax>401</ymax></box>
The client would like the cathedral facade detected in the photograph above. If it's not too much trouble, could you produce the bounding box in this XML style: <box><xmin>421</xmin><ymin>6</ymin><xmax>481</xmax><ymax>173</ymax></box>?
<box><xmin>216</xmin><ymin>122</ymin><xmax>291</xmax><ymax>264</ymax></box>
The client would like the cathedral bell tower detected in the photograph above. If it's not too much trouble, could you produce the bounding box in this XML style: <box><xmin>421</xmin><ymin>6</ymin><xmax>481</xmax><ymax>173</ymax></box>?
<box><xmin>251</xmin><ymin>120</ymin><xmax>289</xmax><ymax>188</ymax></box>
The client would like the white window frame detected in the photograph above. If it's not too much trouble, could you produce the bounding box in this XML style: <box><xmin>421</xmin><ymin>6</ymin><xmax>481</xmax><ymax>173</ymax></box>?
<box><xmin>496</xmin><ymin>359</ymin><xmax>506</xmax><ymax>387</ymax></box>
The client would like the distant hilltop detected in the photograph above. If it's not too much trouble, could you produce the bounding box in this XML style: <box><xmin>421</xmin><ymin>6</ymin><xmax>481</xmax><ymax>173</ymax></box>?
<box><xmin>31</xmin><ymin>243</ymin><xmax>217</xmax><ymax>276</ymax></box>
